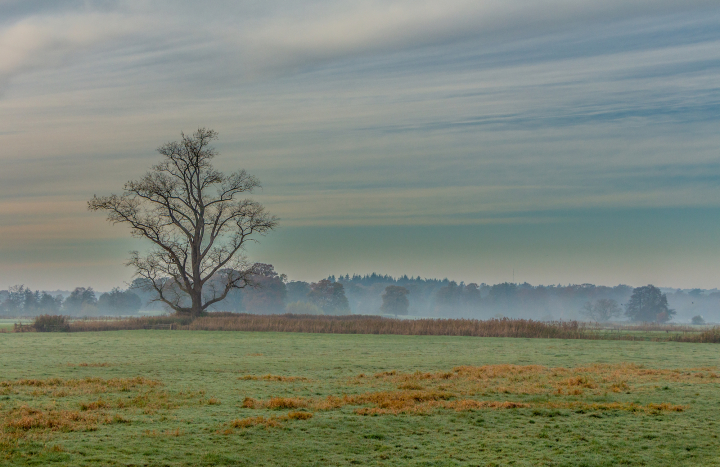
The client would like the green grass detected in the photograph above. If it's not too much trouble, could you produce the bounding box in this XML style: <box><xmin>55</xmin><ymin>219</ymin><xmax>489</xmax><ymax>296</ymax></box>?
<box><xmin>1</xmin><ymin>331</ymin><xmax>719</xmax><ymax>466</ymax></box>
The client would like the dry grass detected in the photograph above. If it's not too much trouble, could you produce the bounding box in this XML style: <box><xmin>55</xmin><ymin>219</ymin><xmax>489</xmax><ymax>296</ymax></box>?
<box><xmin>189</xmin><ymin>315</ymin><xmax>592</xmax><ymax>339</ymax></box>
<box><xmin>67</xmin><ymin>316</ymin><xmax>192</xmax><ymax>332</ymax></box>
<box><xmin>365</xmin><ymin>363</ymin><xmax>719</xmax><ymax>396</ymax></box>
<box><xmin>266</xmin><ymin>397</ymin><xmax>310</xmax><ymax>410</ymax></box>
<box><xmin>23</xmin><ymin>314</ymin><xmax>594</xmax><ymax>339</ymax></box>
<box><xmin>18</xmin><ymin>314</ymin><xmax>720</xmax><ymax>344</ymax></box>
<box><xmin>2</xmin><ymin>406</ymin><xmax>103</xmax><ymax>433</ymax></box>
<box><xmin>67</xmin><ymin>362</ymin><xmax>112</xmax><ymax>367</ymax></box>
<box><xmin>238</xmin><ymin>374</ymin><xmax>310</xmax><ymax>383</ymax></box>
<box><xmin>225</xmin><ymin>411</ymin><xmax>314</xmax><ymax>432</ymax></box>
<box><xmin>671</xmin><ymin>328</ymin><xmax>720</xmax><ymax>343</ymax></box>
<box><xmin>143</xmin><ymin>428</ymin><xmax>184</xmax><ymax>437</ymax></box>
<box><xmin>237</xmin><ymin>363</ymin><xmax>710</xmax><ymax>416</ymax></box>
<box><xmin>0</xmin><ymin>377</ymin><xmax>161</xmax><ymax>397</ymax></box>
<box><xmin>0</xmin><ymin>376</ymin><xmax>210</xmax><ymax>446</ymax></box>
<box><xmin>287</xmin><ymin>411</ymin><xmax>313</xmax><ymax>420</ymax></box>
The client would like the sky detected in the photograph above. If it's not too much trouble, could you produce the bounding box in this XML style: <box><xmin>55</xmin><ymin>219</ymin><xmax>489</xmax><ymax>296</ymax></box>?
<box><xmin>1</xmin><ymin>0</ymin><xmax>720</xmax><ymax>291</ymax></box>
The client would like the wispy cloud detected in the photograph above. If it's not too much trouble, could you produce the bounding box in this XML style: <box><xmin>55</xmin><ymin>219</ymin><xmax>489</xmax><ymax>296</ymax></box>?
<box><xmin>1</xmin><ymin>1</ymin><xmax>720</xmax><ymax>288</ymax></box>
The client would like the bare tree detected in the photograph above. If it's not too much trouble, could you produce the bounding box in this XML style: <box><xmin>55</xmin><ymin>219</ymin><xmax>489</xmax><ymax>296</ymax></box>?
<box><xmin>89</xmin><ymin>128</ymin><xmax>277</xmax><ymax>317</ymax></box>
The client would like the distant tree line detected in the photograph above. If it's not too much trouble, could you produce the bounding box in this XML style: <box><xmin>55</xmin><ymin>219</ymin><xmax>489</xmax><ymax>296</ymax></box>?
<box><xmin>3</xmin><ymin>268</ymin><xmax>717</xmax><ymax>322</ymax></box>
<box><xmin>0</xmin><ymin>285</ymin><xmax>141</xmax><ymax>317</ymax></box>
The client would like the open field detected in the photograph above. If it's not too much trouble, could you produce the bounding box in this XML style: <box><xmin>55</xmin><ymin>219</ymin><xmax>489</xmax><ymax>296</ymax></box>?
<box><xmin>1</xmin><ymin>331</ymin><xmax>719</xmax><ymax>466</ymax></box>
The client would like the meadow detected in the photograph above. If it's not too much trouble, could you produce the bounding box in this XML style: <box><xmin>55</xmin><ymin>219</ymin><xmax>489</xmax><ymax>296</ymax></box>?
<box><xmin>1</xmin><ymin>330</ymin><xmax>719</xmax><ymax>466</ymax></box>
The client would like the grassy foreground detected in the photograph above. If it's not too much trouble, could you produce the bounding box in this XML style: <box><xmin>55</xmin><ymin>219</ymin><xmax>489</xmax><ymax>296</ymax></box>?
<box><xmin>1</xmin><ymin>331</ymin><xmax>719</xmax><ymax>466</ymax></box>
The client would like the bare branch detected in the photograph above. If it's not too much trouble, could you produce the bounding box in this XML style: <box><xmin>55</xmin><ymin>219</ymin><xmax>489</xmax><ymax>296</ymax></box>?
<box><xmin>89</xmin><ymin>128</ymin><xmax>277</xmax><ymax>317</ymax></box>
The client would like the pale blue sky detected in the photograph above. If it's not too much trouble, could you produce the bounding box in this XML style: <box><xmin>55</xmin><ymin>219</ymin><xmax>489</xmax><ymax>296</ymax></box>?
<box><xmin>1</xmin><ymin>1</ymin><xmax>719</xmax><ymax>290</ymax></box>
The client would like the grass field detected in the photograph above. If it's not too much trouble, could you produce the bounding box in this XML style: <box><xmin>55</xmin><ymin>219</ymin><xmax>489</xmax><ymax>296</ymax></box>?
<box><xmin>1</xmin><ymin>331</ymin><xmax>719</xmax><ymax>466</ymax></box>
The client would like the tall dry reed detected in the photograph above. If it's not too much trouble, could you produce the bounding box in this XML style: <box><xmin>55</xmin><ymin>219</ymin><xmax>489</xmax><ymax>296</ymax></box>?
<box><xmin>188</xmin><ymin>315</ymin><xmax>592</xmax><ymax>339</ymax></box>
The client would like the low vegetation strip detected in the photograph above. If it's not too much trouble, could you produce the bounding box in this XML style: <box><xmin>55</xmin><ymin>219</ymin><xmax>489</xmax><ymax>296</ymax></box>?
<box><xmin>14</xmin><ymin>313</ymin><xmax>720</xmax><ymax>342</ymax></box>
<box><xmin>187</xmin><ymin>315</ymin><xmax>590</xmax><ymax>338</ymax></box>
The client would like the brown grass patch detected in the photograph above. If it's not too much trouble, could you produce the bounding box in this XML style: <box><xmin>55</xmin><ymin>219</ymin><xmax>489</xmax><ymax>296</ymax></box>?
<box><xmin>364</xmin><ymin>363</ymin><xmax>719</xmax><ymax>398</ymax></box>
<box><xmin>79</xmin><ymin>399</ymin><xmax>109</xmax><ymax>411</ymax></box>
<box><xmin>230</xmin><ymin>416</ymin><xmax>282</xmax><ymax>429</ymax></box>
<box><xmin>225</xmin><ymin>411</ymin><xmax>314</xmax><ymax>432</ymax></box>
<box><xmin>243</xmin><ymin>363</ymin><xmax>709</xmax><ymax>417</ymax></box>
<box><xmin>266</xmin><ymin>397</ymin><xmax>309</xmax><ymax>410</ymax></box>
<box><xmin>287</xmin><ymin>411</ymin><xmax>313</xmax><ymax>420</ymax></box>
<box><xmin>0</xmin><ymin>377</ymin><xmax>161</xmax><ymax>397</ymax></box>
<box><xmin>67</xmin><ymin>362</ymin><xmax>112</xmax><ymax>367</ymax></box>
<box><xmin>398</xmin><ymin>382</ymin><xmax>425</xmax><ymax>390</ymax></box>
<box><xmin>239</xmin><ymin>374</ymin><xmax>310</xmax><ymax>382</ymax></box>
<box><xmin>1</xmin><ymin>406</ymin><xmax>103</xmax><ymax>433</ymax></box>
<box><xmin>143</xmin><ymin>428</ymin><xmax>184</xmax><ymax>437</ymax></box>
<box><xmin>543</xmin><ymin>401</ymin><xmax>688</xmax><ymax>413</ymax></box>
<box><xmin>112</xmin><ymin>390</ymin><xmax>205</xmax><ymax>414</ymax></box>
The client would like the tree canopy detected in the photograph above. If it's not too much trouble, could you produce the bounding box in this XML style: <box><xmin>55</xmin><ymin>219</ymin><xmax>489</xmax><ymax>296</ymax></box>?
<box><xmin>580</xmin><ymin>298</ymin><xmax>622</xmax><ymax>322</ymax></box>
<box><xmin>380</xmin><ymin>285</ymin><xmax>410</xmax><ymax>316</ymax></box>
<box><xmin>307</xmin><ymin>280</ymin><xmax>350</xmax><ymax>315</ymax></box>
<box><xmin>89</xmin><ymin>129</ymin><xmax>277</xmax><ymax>317</ymax></box>
<box><xmin>625</xmin><ymin>285</ymin><xmax>674</xmax><ymax>323</ymax></box>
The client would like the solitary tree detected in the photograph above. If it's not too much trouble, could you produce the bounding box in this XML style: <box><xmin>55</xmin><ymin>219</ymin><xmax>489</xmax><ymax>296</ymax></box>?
<box><xmin>625</xmin><ymin>285</ymin><xmax>674</xmax><ymax>323</ymax></box>
<box><xmin>381</xmin><ymin>285</ymin><xmax>410</xmax><ymax>316</ymax></box>
<box><xmin>89</xmin><ymin>128</ymin><xmax>277</xmax><ymax>317</ymax></box>
<box><xmin>580</xmin><ymin>298</ymin><xmax>622</xmax><ymax>322</ymax></box>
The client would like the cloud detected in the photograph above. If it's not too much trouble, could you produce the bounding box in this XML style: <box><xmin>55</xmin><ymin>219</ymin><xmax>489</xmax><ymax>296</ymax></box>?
<box><xmin>0</xmin><ymin>11</ymin><xmax>149</xmax><ymax>88</ymax></box>
<box><xmin>1</xmin><ymin>1</ymin><xmax>720</xmax><ymax>288</ymax></box>
<box><xmin>221</xmin><ymin>0</ymin><xmax>720</xmax><ymax>75</ymax></box>
<box><xmin>2</xmin><ymin>1</ymin><xmax>718</xmax><ymax>87</ymax></box>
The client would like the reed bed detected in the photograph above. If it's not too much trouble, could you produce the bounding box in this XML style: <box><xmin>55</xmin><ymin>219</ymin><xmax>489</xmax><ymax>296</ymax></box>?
<box><xmin>670</xmin><ymin>328</ymin><xmax>720</xmax><ymax>343</ymax></box>
<box><xmin>66</xmin><ymin>316</ymin><xmax>193</xmax><ymax>332</ymax></box>
<box><xmin>188</xmin><ymin>315</ymin><xmax>592</xmax><ymax>339</ymax></box>
<box><xmin>15</xmin><ymin>313</ymin><xmax>720</xmax><ymax>342</ymax></box>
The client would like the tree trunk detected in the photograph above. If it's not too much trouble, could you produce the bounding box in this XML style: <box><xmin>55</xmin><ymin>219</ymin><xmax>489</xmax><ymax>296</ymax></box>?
<box><xmin>190</xmin><ymin>289</ymin><xmax>204</xmax><ymax>318</ymax></box>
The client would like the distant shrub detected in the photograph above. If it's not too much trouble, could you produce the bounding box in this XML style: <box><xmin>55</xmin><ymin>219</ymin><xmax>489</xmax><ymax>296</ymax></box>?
<box><xmin>32</xmin><ymin>315</ymin><xmax>69</xmax><ymax>332</ymax></box>
<box><xmin>285</xmin><ymin>301</ymin><xmax>323</xmax><ymax>315</ymax></box>
<box><xmin>691</xmin><ymin>315</ymin><xmax>705</xmax><ymax>325</ymax></box>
